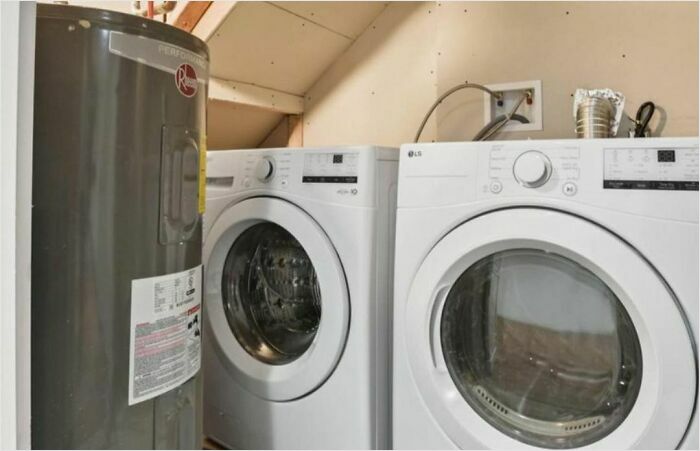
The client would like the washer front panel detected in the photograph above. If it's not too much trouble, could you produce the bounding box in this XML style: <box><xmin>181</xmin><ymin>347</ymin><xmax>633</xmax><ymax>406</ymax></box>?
<box><xmin>204</xmin><ymin>197</ymin><xmax>350</xmax><ymax>401</ymax></box>
<box><xmin>404</xmin><ymin>208</ymin><xmax>695</xmax><ymax>449</ymax></box>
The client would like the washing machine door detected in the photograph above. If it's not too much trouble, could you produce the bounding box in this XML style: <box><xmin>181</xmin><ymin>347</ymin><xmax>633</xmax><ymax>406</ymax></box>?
<box><xmin>405</xmin><ymin>208</ymin><xmax>696</xmax><ymax>449</ymax></box>
<box><xmin>204</xmin><ymin>197</ymin><xmax>349</xmax><ymax>401</ymax></box>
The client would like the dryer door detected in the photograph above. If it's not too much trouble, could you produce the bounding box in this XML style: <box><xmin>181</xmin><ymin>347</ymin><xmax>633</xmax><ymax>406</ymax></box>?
<box><xmin>204</xmin><ymin>197</ymin><xmax>349</xmax><ymax>401</ymax></box>
<box><xmin>405</xmin><ymin>208</ymin><xmax>696</xmax><ymax>449</ymax></box>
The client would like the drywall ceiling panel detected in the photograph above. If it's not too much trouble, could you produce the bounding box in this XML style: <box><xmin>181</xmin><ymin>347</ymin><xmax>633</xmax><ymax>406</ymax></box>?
<box><xmin>207</xmin><ymin>100</ymin><xmax>284</xmax><ymax>150</ymax></box>
<box><xmin>207</xmin><ymin>1</ymin><xmax>352</xmax><ymax>95</ymax></box>
<box><xmin>303</xmin><ymin>2</ymin><xmax>438</xmax><ymax>147</ymax></box>
<box><xmin>270</xmin><ymin>2</ymin><xmax>388</xmax><ymax>39</ymax></box>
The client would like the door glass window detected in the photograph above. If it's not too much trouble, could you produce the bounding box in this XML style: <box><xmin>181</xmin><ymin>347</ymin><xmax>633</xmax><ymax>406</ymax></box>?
<box><xmin>222</xmin><ymin>223</ymin><xmax>321</xmax><ymax>365</ymax></box>
<box><xmin>441</xmin><ymin>249</ymin><xmax>642</xmax><ymax>448</ymax></box>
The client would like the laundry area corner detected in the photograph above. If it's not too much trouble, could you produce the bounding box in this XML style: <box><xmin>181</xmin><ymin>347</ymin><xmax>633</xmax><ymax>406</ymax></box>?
<box><xmin>1</xmin><ymin>1</ymin><xmax>698</xmax><ymax>450</ymax></box>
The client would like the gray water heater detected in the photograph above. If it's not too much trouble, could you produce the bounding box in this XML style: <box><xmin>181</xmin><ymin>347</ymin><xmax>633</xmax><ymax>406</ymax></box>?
<box><xmin>32</xmin><ymin>5</ymin><xmax>208</xmax><ymax>449</ymax></box>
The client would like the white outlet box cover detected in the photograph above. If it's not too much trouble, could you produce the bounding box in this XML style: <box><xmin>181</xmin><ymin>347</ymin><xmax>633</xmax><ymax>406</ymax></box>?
<box><xmin>483</xmin><ymin>80</ymin><xmax>543</xmax><ymax>132</ymax></box>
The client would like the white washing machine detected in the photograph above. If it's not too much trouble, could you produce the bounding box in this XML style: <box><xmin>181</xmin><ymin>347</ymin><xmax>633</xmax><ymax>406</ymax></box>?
<box><xmin>393</xmin><ymin>138</ymin><xmax>698</xmax><ymax>449</ymax></box>
<box><xmin>202</xmin><ymin>146</ymin><xmax>398</xmax><ymax>449</ymax></box>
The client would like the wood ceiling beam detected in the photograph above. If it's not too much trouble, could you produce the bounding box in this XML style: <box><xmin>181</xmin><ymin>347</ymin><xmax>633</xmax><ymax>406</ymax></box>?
<box><xmin>191</xmin><ymin>1</ymin><xmax>239</xmax><ymax>42</ymax></box>
<box><xmin>209</xmin><ymin>77</ymin><xmax>304</xmax><ymax>115</ymax></box>
<box><xmin>287</xmin><ymin>114</ymin><xmax>303</xmax><ymax>147</ymax></box>
<box><xmin>173</xmin><ymin>1</ymin><xmax>212</xmax><ymax>33</ymax></box>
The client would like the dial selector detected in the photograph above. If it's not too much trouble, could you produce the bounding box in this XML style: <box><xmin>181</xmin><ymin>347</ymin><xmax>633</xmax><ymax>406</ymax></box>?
<box><xmin>254</xmin><ymin>157</ymin><xmax>275</xmax><ymax>182</ymax></box>
<box><xmin>513</xmin><ymin>150</ymin><xmax>552</xmax><ymax>188</ymax></box>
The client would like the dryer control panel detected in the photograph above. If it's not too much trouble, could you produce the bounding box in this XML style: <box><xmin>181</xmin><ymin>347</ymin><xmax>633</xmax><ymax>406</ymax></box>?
<box><xmin>398</xmin><ymin>138</ymin><xmax>699</xmax><ymax>222</ymax></box>
<box><xmin>603</xmin><ymin>146</ymin><xmax>699</xmax><ymax>190</ymax></box>
<box><xmin>490</xmin><ymin>144</ymin><xmax>581</xmax><ymax>184</ymax></box>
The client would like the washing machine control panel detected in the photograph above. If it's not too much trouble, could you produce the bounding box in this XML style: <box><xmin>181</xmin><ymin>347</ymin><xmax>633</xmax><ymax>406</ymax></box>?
<box><xmin>205</xmin><ymin>149</ymin><xmax>378</xmax><ymax>208</ymax></box>
<box><xmin>241</xmin><ymin>152</ymin><xmax>293</xmax><ymax>188</ymax></box>
<box><xmin>301</xmin><ymin>152</ymin><xmax>359</xmax><ymax>184</ymax></box>
<box><xmin>238</xmin><ymin>151</ymin><xmax>361</xmax><ymax>189</ymax></box>
<box><xmin>603</xmin><ymin>146</ymin><xmax>699</xmax><ymax>190</ymax></box>
<box><xmin>254</xmin><ymin>157</ymin><xmax>275</xmax><ymax>182</ymax></box>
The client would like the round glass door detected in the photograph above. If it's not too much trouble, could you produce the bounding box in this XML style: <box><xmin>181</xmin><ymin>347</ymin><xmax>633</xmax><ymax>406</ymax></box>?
<box><xmin>203</xmin><ymin>197</ymin><xmax>349</xmax><ymax>401</ymax></box>
<box><xmin>440</xmin><ymin>249</ymin><xmax>642</xmax><ymax>448</ymax></box>
<box><xmin>222</xmin><ymin>223</ymin><xmax>322</xmax><ymax>365</ymax></box>
<box><xmin>403</xmin><ymin>208</ymin><xmax>695</xmax><ymax>449</ymax></box>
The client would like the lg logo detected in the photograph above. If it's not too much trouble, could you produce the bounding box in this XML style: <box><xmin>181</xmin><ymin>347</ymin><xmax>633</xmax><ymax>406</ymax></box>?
<box><xmin>407</xmin><ymin>150</ymin><xmax>422</xmax><ymax>158</ymax></box>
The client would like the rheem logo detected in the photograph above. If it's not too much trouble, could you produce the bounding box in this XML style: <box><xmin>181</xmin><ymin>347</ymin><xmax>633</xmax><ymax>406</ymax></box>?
<box><xmin>175</xmin><ymin>63</ymin><xmax>198</xmax><ymax>98</ymax></box>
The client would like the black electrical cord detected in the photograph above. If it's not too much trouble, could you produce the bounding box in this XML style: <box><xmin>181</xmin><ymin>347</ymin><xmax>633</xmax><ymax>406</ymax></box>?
<box><xmin>634</xmin><ymin>101</ymin><xmax>656</xmax><ymax>137</ymax></box>
<box><xmin>473</xmin><ymin>92</ymin><xmax>530</xmax><ymax>141</ymax></box>
<box><xmin>473</xmin><ymin>114</ymin><xmax>530</xmax><ymax>141</ymax></box>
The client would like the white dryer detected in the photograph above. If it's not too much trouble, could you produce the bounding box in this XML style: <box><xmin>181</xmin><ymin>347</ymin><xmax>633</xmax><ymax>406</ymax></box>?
<box><xmin>393</xmin><ymin>138</ymin><xmax>698</xmax><ymax>449</ymax></box>
<box><xmin>203</xmin><ymin>146</ymin><xmax>398</xmax><ymax>449</ymax></box>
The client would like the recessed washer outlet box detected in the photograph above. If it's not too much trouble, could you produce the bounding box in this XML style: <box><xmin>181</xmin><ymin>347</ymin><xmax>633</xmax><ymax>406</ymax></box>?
<box><xmin>483</xmin><ymin>80</ymin><xmax>543</xmax><ymax>132</ymax></box>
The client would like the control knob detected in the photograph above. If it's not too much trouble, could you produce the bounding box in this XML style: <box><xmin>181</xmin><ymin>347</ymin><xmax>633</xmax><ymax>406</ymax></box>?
<box><xmin>513</xmin><ymin>151</ymin><xmax>552</xmax><ymax>188</ymax></box>
<box><xmin>255</xmin><ymin>157</ymin><xmax>275</xmax><ymax>182</ymax></box>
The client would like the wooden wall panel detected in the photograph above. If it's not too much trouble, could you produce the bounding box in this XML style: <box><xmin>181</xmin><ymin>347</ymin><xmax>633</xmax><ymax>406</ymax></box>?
<box><xmin>303</xmin><ymin>1</ymin><xmax>698</xmax><ymax>147</ymax></box>
<box><xmin>207</xmin><ymin>100</ymin><xmax>284</xmax><ymax>150</ymax></box>
<box><xmin>435</xmin><ymin>1</ymin><xmax>699</xmax><ymax>141</ymax></box>
<box><xmin>303</xmin><ymin>2</ymin><xmax>439</xmax><ymax>147</ymax></box>
<box><xmin>258</xmin><ymin>115</ymin><xmax>304</xmax><ymax>148</ymax></box>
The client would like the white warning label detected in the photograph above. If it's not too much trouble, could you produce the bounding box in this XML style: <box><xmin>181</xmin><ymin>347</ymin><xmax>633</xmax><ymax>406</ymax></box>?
<box><xmin>128</xmin><ymin>265</ymin><xmax>202</xmax><ymax>405</ymax></box>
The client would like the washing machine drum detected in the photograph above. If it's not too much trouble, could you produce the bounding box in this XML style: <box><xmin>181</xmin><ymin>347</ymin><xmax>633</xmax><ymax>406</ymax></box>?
<box><xmin>222</xmin><ymin>223</ymin><xmax>322</xmax><ymax>365</ymax></box>
<box><xmin>204</xmin><ymin>197</ymin><xmax>349</xmax><ymax>401</ymax></box>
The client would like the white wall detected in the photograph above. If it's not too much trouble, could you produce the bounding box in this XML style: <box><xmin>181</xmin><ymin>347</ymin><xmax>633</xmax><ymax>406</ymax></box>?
<box><xmin>303</xmin><ymin>1</ymin><xmax>698</xmax><ymax>147</ymax></box>
<box><xmin>0</xmin><ymin>1</ymin><xmax>34</xmax><ymax>449</ymax></box>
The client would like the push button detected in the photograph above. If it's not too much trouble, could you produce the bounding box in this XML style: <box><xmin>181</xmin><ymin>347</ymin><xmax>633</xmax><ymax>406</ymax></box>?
<box><xmin>562</xmin><ymin>182</ymin><xmax>578</xmax><ymax>196</ymax></box>
<box><xmin>489</xmin><ymin>180</ymin><xmax>503</xmax><ymax>194</ymax></box>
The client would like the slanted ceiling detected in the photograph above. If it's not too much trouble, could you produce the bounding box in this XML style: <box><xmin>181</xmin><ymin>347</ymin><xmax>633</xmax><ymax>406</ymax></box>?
<box><xmin>203</xmin><ymin>1</ymin><xmax>387</xmax><ymax>149</ymax></box>
<box><xmin>39</xmin><ymin>1</ymin><xmax>388</xmax><ymax>149</ymax></box>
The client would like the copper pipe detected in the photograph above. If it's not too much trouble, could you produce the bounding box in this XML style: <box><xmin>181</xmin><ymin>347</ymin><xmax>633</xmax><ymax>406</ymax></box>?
<box><xmin>131</xmin><ymin>1</ymin><xmax>176</xmax><ymax>18</ymax></box>
<box><xmin>159</xmin><ymin>1</ymin><xmax>177</xmax><ymax>14</ymax></box>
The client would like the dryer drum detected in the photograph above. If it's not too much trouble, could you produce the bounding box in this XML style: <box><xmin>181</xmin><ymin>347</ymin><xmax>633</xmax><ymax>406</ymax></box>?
<box><xmin>440</xmin><ymin>248</ymin><xmax>642</xmax><ymax>449</ymax></box>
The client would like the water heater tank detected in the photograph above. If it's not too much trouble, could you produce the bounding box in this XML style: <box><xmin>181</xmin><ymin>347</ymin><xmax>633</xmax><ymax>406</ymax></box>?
<box><xmin>32</xmin><ymin>5</ymin><xmax>208</xmax><ymax>449</ymax></box>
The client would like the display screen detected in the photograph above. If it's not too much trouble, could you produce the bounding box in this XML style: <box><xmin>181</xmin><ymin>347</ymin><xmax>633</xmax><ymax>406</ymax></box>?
<box><xmin>303</xmin><ymin>152</ymin><xmax>358</xmax><ymax>184</ymax></box>
<box><xmin>657</xmin><ymin>150</ymin><xmax>676</xmax><ymax>162</ymax></box>
<box><xmin>603</xmin><ymin>146</ymin><xmax>698</xmax><ymax>191</ymax></box>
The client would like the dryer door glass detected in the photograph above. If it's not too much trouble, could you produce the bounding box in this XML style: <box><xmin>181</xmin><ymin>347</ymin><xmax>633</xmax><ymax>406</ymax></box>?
<box><xmin>440</xmin><ymin>249</ymin><xmax>642</xmax><ymax>449</ymax></box>
<box><xmin>222</xmin><ymin>222</ymin><xmax>321</xmax><ymax>365</ymax></box>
